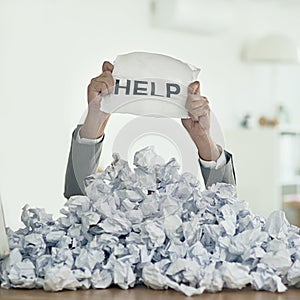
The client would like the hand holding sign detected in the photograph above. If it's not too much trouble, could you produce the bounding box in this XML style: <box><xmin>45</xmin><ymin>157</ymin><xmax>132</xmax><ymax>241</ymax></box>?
<box><xmin>80</xmin><ymin>61</ymin><xmax>114</xmax><ymax>139</ymax></box>
<box><xmin>182</xmin><ymin>81</ymin><xmax>221</xmax><ymax>161</ymax></box>
<box><xmin>182</xmin><ymin>81</ymin><xmax>210</xmax><ymax>135</ymax></box>
<box><xmin>87</xmin><ymin>61</ymin><xmax>114</xmax><ymax>110</ymax></box>
<box><xmin>80</xmin><ymin>52</ymin><xmax>221</xmax><ymax>162</ymax></box>
<box><xmin>101</xmin><ymin>52</ymin><xmax>200</xmax><ymax>118</ymax></box>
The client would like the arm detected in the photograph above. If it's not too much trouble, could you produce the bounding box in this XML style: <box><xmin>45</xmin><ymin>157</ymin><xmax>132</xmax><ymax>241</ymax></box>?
<box><xmin>64</xmin><ymin>61</ymin><xmax>114</xmax><ymax>198</ymax></box>
<box><xmin>64</xmin><ymin>125</ymin><xmax>104</xmax><ymax>198</ymax></box>
<box><xmin>199</xmin><ymin>150</ymin><xmax>236</xmax><ymax>188</ymax></box>
<box><xmin>182</xmin><ymin>81</ymin><xmax>236</xmax><ymax>188</ymax></box>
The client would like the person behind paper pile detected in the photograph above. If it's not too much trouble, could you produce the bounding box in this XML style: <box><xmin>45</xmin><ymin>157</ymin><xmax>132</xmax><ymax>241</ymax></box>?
<box><xmin>64</xmin><ymin>62</ymin><xmax>236</xmax><ymax>198</ymax></box>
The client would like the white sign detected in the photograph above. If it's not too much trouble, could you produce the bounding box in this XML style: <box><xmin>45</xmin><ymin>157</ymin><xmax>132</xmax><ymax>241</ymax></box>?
<box><xmin>101</xmin><ymin>52</ymin><xmax>200</xmax><ymax>118</ymax></box>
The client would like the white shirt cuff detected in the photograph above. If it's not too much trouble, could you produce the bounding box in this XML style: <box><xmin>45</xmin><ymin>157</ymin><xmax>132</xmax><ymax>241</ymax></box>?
<box><xmin>76</xmin><ymin>128</ymin><xmax>104</xmax><ymax>145</ymax></box>
<box><xmin>199</xmin><ymin>146</ymin><xmax>226</xmax><ymax>170</ymax></box>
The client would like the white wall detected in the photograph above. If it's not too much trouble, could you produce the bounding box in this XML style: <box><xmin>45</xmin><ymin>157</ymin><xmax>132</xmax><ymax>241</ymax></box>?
<box><xmin>1</xmin><ymin>0</ymin><xmax>300</xmax><ymax>229</ymax></box>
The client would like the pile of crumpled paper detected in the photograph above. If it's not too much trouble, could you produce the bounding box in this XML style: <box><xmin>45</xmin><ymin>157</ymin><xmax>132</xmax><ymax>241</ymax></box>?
<box><xmin>0</xmin><ymin>147</ymin><xmax>300</xmax><ymax>296</ymax></box>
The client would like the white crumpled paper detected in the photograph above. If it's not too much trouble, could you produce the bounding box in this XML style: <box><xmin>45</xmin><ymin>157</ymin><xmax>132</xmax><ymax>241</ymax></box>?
<box><xmin>0</xmin><ymin>146</ymin><xmax>300</xmax><ymax>296</ymax></box>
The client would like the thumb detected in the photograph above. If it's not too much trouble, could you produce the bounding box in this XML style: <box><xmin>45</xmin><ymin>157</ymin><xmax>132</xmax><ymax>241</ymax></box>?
<box><xmin>102</xmin><ymin>61</ymin><xmax>114</xmax><ymax>73</ymax></box>
<box><xmin>188</xmin><ymin>81</ymin><xmax>200</xmax><ymax>95</ymax></box>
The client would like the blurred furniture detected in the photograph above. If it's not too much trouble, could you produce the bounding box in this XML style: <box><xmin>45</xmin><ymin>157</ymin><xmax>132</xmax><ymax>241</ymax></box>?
<box><xmin>225</xmin><ymin>128</ymin><xmax>280</xmax><ymax>218</ymax></box>
<box><xmin>238</xmin><ymin>34</ymin><xmax>300</xmax><ymax>223</ymax></box>
<box><xmin>280</xmin><ymin>129</ymin><xmax>300</xmax><ymax>226</ymax></box>
<box><xmin>225</xmin><ymin>128</ymin><xmax>300</xmax><ymax>225</ymax></box>
<box><xmin>283</xmin><ymin>201</ymin><xmax>300</xmax><ymax>227</ymax></box>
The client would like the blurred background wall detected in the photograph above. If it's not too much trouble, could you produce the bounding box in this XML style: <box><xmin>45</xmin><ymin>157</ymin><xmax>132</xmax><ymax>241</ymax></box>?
<box><xmin>1</xmin><ymin>0</ymin><xmax>300</xmax><ymax>228</ymax></box>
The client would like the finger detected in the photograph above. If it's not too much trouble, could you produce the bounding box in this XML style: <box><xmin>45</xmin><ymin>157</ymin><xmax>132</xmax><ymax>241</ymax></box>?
<box><xmin>102</xmin><ymin>61</ymin><xmax>114</xmax><ymax>73</ymax></box>
<box><xmin>185</xmin><ymin>96</ymin><xmax>207</xmax><ymax>111</ymax></box>
<box><xmin>187</xmin><ymin>94</ymin><xmax>202</xmax><ymax>103</ymax></box>
<box><xmin>190</xmin><ymin>104</ymin><xmax>210</xmax><ymax>119</ymax></box>
<box><xmin>190</xmin><ymin>95</ymin><xmax>208</xmax><ymax>103</ymax></box>
<box><xmin>93</xmin><ymin>78</ymin><xmax>114</xmax><ymax>94</ymax></box>
<box><xmin>188</xmin><ymin>112</ymin><xmax>198</xmax><ymax>123</ymax></box>
<box><xmin>192</xmin><ymin>102</ymin><xmax>210</xmax><ymax>114</ymax></box>
<box><xmin>88</xmin><ymin>81</ymin><xmax>110</xmax><ymax>100</ymax></box>
<box><xmin>185</xmin><ymin>94</ymin><xmax>201</xmax><ymax>111</ymax></box>
<box><xmin>102</xmin><ymin>73</ymin><xmax>114</xmax><ymax>90</ymax></box>
<box><xmin>90</xmin><ymin>74</ymin><xmax>114</xmax><ymax>92</ymax></box>
<box><xmin>93</xmin><ymin>72</ymin><xmax>114</xmax><ymax>86</ymax></box>
<box><xmin>187</xmin><ymin>99</ymin><xmax>207</xmax><ymax>110</ymax></box>
<box><xmin>187</xmin><ymin>105</ymin><xmax>204</xmax><ymax>113</ymax></box>
<box><xmin>188</xmin><ymin>81</ymin><xmax>201</xmax><ymax>95</ymax></box>
<box><xmin>90</xmin><ymin>80</ymin><xmax>109</xmax><ymax>93</ymax></box>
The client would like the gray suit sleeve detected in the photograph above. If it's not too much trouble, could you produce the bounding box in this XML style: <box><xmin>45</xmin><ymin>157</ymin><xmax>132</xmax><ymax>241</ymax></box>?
<box><xmin>64</xmin><ymin>125</ymin><xmax>103</xmax><ymax>199</ymax></box>
<box><xmin>200</xmin><ymin>150</ymin><xmax>236</xmax><ymax>188</ymax></box>
<box><xmin>64</xmin><ymin>125</ymin><xmax>235</xmax><ymax>197</ymax></box>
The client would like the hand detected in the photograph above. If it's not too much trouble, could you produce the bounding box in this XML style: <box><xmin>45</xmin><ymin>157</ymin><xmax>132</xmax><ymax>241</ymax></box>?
<box><xmin>181</xmin><ymin>81</ymin><xmax>220</xmax><ymax>161</ymax></box>
<box><xmin>182</xmin><ymin>81</ymin><xmax>210</xmax><ymax>137</ymax></box>
<box><xmin>80</xmin><ymin>61</ymin><xmax>114</xmax><ymax>139</ymax></box>
<box><xmin>87</xmin><ymin>61</ymin><xmax>114</xmax><ymax>114</ymax></box>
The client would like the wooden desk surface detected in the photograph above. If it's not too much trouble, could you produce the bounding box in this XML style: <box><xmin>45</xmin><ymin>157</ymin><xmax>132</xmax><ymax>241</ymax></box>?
<box><xmin>0</xmin><ymin>287</ymin><xmax>299</xmax><ymax>300</ymax></box>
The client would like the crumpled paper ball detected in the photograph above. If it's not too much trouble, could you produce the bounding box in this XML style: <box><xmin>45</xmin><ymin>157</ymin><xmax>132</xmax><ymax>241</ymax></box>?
<box><xmin>0</xmin><ymin>147</ymin><xmax>300</xmax><ymax>296</ymax></box>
